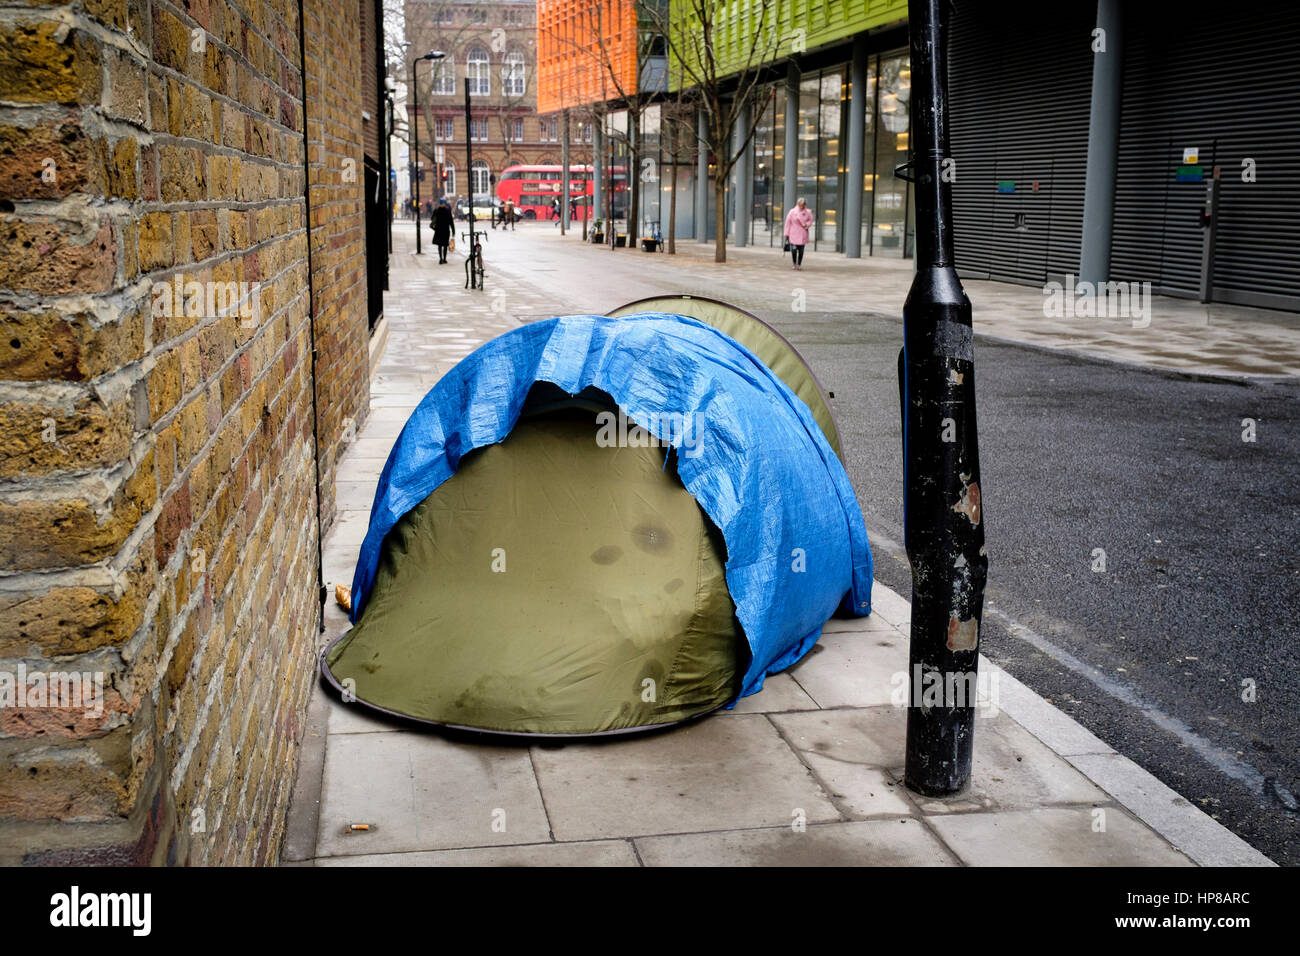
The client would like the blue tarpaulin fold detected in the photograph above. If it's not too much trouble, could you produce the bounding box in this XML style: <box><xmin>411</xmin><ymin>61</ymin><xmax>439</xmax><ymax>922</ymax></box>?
<box><xmin>350</xmin><ymin>313</ymin><xmax>873</xmax><ymax>697</ymax></box>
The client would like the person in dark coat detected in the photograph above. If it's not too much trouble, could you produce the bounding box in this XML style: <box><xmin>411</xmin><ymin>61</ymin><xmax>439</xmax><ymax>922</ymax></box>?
<box><xmin>431</xmin><ymin>198</ymin><xmax>455</xmax><ymax>263</ymax></box>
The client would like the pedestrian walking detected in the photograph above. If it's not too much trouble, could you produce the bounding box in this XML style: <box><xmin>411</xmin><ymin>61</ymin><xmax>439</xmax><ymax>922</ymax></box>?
<box><xmin>550</xmin><ymin>196</ymin><xmax>560</xmax><ymax>221</ymax></box>
<box><xmin>503</xmin><ymin>199</ymin><xmax>517</xmax><ymax>231</ymax></box>
<box><xmin>783</xmin><ymin>197</ymin><xmax>813</xmax><ymax>270</ymax></box>
<box><xmin>431</xmin><ymin>197</ymin><xmax>455</xmax><ymax>264</ymax></box>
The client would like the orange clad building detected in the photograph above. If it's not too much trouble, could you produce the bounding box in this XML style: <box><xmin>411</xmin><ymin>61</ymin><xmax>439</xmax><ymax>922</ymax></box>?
<box><xmin>537</xmin><ymin>0</ymin><xmax>641</xmax><ymax>114</ymax></box>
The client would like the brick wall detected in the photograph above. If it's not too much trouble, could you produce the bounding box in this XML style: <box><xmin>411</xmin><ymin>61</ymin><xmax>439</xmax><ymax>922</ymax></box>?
<box><xmin>359</xmin><ymin>0</ymin><xmax>382</xmax><ymax>163</ymax></box>
<box><xmin>0</xmin><ymin>0</ymin><xmax>371</xmax><ymax>865</ymax></box>
<box><xmin>303</xmin><ymin>0</ymin><xmax>370</xmax><ymax>531</ymax></box>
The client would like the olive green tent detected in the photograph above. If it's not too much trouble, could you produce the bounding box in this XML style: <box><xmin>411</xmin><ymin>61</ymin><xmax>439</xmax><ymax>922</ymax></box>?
<box><xmin>321</xmin><ymin>301</ymin><xmax>861</xmax><ymax>737</ymax></box>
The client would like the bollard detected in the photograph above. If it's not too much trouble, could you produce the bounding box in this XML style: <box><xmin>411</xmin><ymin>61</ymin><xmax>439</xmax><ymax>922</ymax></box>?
<box><xmin>900</xmin><ymin>0</ymin><xmax>989</xmax><ymax>796</ymax></box>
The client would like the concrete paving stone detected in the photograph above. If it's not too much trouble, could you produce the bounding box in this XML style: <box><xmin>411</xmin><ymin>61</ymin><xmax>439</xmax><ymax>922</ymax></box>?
<box><xmin>314</xmin><ymin>840</ymin><xmax>640</xmax><ymax>867</ymax></box>
<box><xmin>329</xmin><ymin>510</ymin><xmax>370</xmax><ymax>548</ymax></box>
<box><xmin>336</xmin><ymin>455</ymin><xmax>387</xmax><ymax>484</ymax></box>
<box><xmin>530</xmin><ymin>714</ymin><xmax>840</xmax><ymax>842</ymax></box>
<box><xmin>316</xmin><ymin>731</ymin><xmax>550</xmax><ymax>857</ymax></box>
<box><xmin>928</xmin><ymin>807</ymin><xmax>1194</xmax><ymax>866</ymax></box>
<box><xmin>775</xmin><ymin>689</ymin><xmax>1108</xmax><ymax>811</ymax></box>
<box><xmin>335</xmin><ymin>480</ymin><xmax>379</xmax><ymax>513</ymax></box>
<box><xmin>1067</xmin><ymin>753</ymin><xmax>1274</xmax><ymax>867</ymax></box>
<box><xmin>876</xmin><ymin>711</ymin><xmax>1112</xmax><ymax>815</ymax></box>
<box><xmin>348</xmin><ymin>438</ymin><xmax>395</xmax><ymax>459</ymax></box>
<box><xmin>801</xmin><ymin>755</ymin><xmax>917</xmax><ymax>818</ymax></box>
<box><xmin>281</xmin><ymin>681</ymin><xmax>331</xmax><ymax>862</ymax></box>
<box><xmin>726</xmin><ymin>672</ymin><xmax>819</xmax><ymax>714</ymax></box>
<box><xmin>367</xmin><ymin>405</ymin><xmax>419</xmax><ymax>422</ymax></box>
<box><xmin>951</xmin><ymin>713</ymin><xmax>1110</xmax><ymax>811</ymax></box>
<box><xmin>820</xmin><ymin>611</ymin><xmax>900</xmax><ymax>634</ymax></box>
<box><xmin>326</xmin><ymin>698</ymin><xmax>407</xmax><ymax>735</ymax></box>
<box><xmin>320</xmin><ymin>597</ymin><xmax>351</xmax><ymax>636</ymax></box>
<box><xmin>866</xmin><ymin>586</ymin><xmax>912</xmax><ymax>628</ymax></box>
<box><xmin>370</xmin><ymin>393</ymin><xmax>422</xmax><ymax>408</ymax></box>
<box><xmin>635</xmin><ymin>819</ymin><xmax>955</xmax><ymax>866</ymax></box>
<box><xmin>357</xmin><ymin>418</ymin><xmax>405</xmax><ymax>441</ymax></box>
<box><xmin>786</xmin><ymin>628</ymin><xmax>908</xmax><ymax>709</ymax></box>
<box><xmin>772</xmin><ymin>705</ymin><xmax>907</xmax><ymax>771</ymax></box>
<box><xmin>322</xmin><ymin>554</ymin><xmax>360</xmax><ymax>593</ymax></box>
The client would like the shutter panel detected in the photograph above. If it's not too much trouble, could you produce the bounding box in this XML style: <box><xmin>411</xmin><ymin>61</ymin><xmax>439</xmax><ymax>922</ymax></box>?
<box><xmin>947</xmin><ymin>1</ymin><xmax>1095</xmax><ymax>285</ymax></box>
<box><xmin>1111</xmin><ymin>1</ymin><xmax>1300</xmax><ymax>310</ymax></box>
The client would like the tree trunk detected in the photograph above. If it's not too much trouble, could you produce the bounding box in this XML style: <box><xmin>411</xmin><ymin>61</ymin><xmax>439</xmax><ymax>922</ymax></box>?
<box><xmin>714</xmin><ymin>178</ymin><xmax>727</xmax><ymax>263</ymax></box>
<box><xmin>628</xmin><ymin>111</ymin><xmax>640</xmax><ymax>251</ymax></box>
<box><xmin>668</xmin><ymin>157</ymin><xmax>677</xmax><ymax>255</ymax></box>
<box><xmin>666</xmin><ymin>114</ymin><xmax>676</xmax><ymax>254</ymax></box>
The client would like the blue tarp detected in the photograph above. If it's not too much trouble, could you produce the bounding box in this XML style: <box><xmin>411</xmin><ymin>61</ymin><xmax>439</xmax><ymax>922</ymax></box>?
<box><xmin>350</xmin><ymin>313</ymin><xmax>873</xmax><ymax>697</ymax></box>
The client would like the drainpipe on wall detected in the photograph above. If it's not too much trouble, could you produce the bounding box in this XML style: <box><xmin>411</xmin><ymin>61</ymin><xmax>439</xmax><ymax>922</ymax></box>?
<box><xmin>297</xmin><ymin>0</ymin><xmax>327</xmax><ymax>631</ymax></box>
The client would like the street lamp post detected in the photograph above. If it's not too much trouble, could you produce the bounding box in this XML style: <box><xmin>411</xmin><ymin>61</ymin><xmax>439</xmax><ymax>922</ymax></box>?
<box><xmin>900</xmin><ymin>0</ymin><xmax>988</xmax><ymax>796</ymax></box>
<box><xmin>385</xmin><ymin>76</ymin><xmax>396</xmax><ymax>255</ymax></box>
<box><xmin>464</xmin><ymin>76</ymin><xmax>479</xmax><ymax>288</ymax></box>
<box><xmin>410</xmin><ymin>50</ymin><xmax>445</xmax><ymax>255</ymax></box>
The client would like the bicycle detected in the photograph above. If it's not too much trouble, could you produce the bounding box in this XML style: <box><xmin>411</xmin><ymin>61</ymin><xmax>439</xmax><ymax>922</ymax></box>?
<box><xmin>462</xmin><ymin>226</ymin><xmax>485</xmax><ymax>290</ymax></box>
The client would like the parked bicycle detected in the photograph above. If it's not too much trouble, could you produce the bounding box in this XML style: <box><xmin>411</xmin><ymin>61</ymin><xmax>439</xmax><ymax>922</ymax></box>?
<box><xmin>462</xmin><ymin>225</ymin><xmax>485</xmax><ymax>290</ymax></box>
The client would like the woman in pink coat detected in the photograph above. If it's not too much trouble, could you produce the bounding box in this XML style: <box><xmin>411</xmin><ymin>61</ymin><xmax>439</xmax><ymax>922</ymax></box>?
<box><xmin>783</xmin><ymin>197</ymin><xmax>814</xmax><ymax>270</ymax></box>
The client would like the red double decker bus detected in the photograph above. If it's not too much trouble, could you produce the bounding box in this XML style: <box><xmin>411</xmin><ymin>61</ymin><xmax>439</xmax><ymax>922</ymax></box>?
<box><xmin>495</xmin><ymin>164</ymin><xmax>627</xmax><ymax>222</ymax></box>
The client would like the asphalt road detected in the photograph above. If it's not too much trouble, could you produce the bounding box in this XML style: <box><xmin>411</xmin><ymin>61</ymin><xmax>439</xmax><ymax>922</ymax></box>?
<box><xmin>762</xmin><ymin>309</ymin><xmax>1300</xmax><ymax>866</ymax></box>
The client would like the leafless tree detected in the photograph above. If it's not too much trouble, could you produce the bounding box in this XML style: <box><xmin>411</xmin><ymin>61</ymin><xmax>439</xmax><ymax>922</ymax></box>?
<box><xmin>539</xmin><ymin>0</ymin><xmax>651</xmax><ymax>250</ymax></box>
<box><xmin>648</xmin><ymin>0</ymin><xmax>781</xmax><ymax>263</ymax></box>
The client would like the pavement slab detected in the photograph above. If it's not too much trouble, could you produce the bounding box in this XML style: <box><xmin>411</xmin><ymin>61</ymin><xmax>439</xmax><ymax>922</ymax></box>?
<box><xmin>634</xmin><ymin>819</ymin><xmax>956</xmax><ymax>867</ymax></box>
<box><xmin>530</xmin><ymin>715</ymin><xmax>841</xmax><ymax>842</ymax></box>
<box><xmin>316</xmin><ymin>731</ymin><xmax>550</xmax><ymax>858</ymax></box>
<box><xmin>929</xmin><ymin>807</ymin><xmax>1195</xmax><ymax>867</ymax></box>
<box><xmin>315</xmin><ymin>840</ymin><xmax>639</xmax><ymax>867</ymax></box>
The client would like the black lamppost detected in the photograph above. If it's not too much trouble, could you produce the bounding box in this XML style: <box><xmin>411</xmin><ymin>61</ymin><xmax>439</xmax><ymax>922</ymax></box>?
<box><xmin>900</xmin><ymin>0</ymin><xmax>988</xmax><ymax>796</ymax></box>
<box><xmin>385</xmin><ymin>75</ymin><xmax>396</xmax><ymax>254</ymax></box>
<box><xmin>410</xmin><ymin>49</ymin><xmax>445</xmax><ymax>255</ymax></box>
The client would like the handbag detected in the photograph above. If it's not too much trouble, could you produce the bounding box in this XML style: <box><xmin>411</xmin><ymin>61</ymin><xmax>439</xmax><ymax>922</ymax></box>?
<box><xmin>449</xmin><ymin>237</ymin><xmax>456</xmax><ymax>252</ymax></box>
<box><xmin>783</xmin><ymin>239</ymin><xmax>790</xmax><ymax>252</ymax></box>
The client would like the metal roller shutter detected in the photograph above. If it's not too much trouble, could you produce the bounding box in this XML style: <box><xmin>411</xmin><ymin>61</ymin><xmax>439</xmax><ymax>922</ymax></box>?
<box><xmin>947</xmin><ymin>0</ymin><xmax>1095</xmax><ymax>285</ymax></box>
<box><xmin>1111</xmin><ymin>1</ymin><xmax>1300</xmax><ymax>311</ymax></box>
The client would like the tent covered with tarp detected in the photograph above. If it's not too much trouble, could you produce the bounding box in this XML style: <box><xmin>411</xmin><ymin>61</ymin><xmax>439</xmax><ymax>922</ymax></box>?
<box><xmin>322</xmin><ymin>297</ymin><xmax>873</xmax><ymax>736</ymax></box>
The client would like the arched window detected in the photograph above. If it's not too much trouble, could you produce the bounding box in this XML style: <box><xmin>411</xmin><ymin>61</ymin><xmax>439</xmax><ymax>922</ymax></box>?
<box><xmin>431</xmin><ymin>56</ymin><xmax>456</xmax><ymax>95</ymax></box>
<box><xmin>471</xmin><ymin>159</ymin><xmax>491</xmax><ymax>196</ymax></box>
<box><xmin>442</xmin><ymin>161</ymin><xmax>455</xmax><ymax>197</ymax></box>
<box><xmin>466</xmin><ymin>47</ymin><xmax>490</xmax><ymax>96</ymax></box>
<box><xmin>502</xmin><ymin>51</ymin><xmax>526</xmax><ymax>97</ymax></box>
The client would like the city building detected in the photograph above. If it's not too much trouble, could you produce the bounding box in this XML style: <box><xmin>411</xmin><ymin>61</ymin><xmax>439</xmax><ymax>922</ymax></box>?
<box><xmin>404</xmin><ymin>0</ymin><xmax>552</xmax><ymax>209</ymax></box>
<box><xmin>542</xmin><ymin>0</ymin><xmax>1300</xmax><ymax>311</ymax></box>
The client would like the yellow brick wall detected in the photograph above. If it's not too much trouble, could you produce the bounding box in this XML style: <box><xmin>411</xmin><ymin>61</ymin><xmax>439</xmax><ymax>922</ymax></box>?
<box><xmin>0</xmin><ymin>0</ymin><xmax>372</xmax><ymax>865</ymax></box>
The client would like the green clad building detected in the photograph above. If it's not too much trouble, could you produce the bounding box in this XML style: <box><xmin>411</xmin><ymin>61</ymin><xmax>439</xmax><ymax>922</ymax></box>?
<box><xmin>589</xmin><ymin>0</ymin><xmax>1300</xmax><ymax>310</ymax></box>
